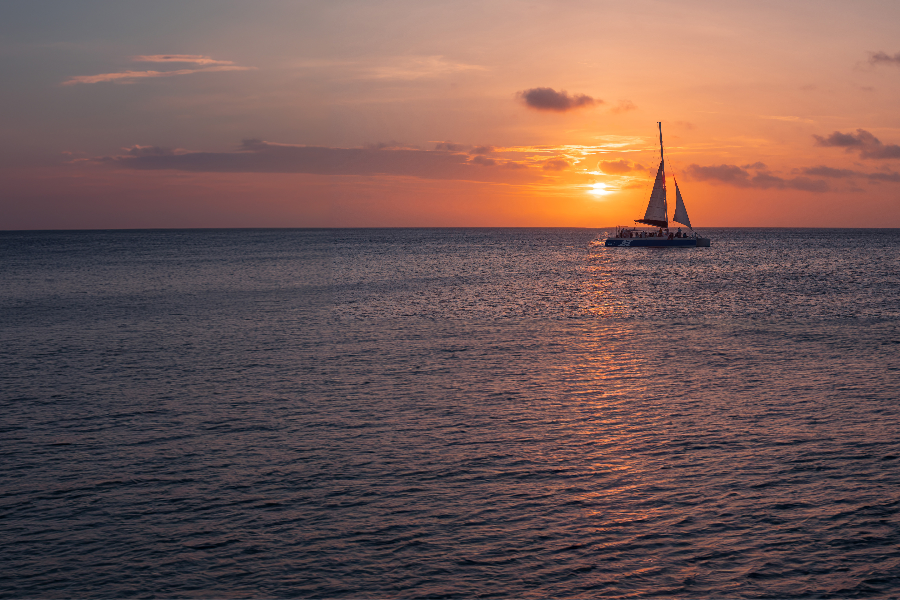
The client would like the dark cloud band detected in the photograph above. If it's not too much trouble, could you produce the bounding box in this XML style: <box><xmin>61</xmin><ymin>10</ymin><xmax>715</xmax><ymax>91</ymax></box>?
<box><xmin>103</xmin><ymin>140</ymin><xmax>539</xmax><ymax>183</ymax></box>
<box><xmin>686</xmin><ymin>163</ymin><xmax>829</xmax><ymax>192</ymax></box>
<box><xmin>802</xmin><ymin>165</ymin><xmax>900</xmax><ymax>182</ymax></box>
<box><xmin>518</xmin><ymin>87</ymin><xmax>599</xmax><ymax>112</ymax></box>
<box><xmin>813</xmin><ymin>129</ymin><xmax>900</xmax><ymax>159</ymax></box>
<box><xmin>869</xmin><ymin>51</ymin><xmax>900</xmax><ymax>66</ymax></box>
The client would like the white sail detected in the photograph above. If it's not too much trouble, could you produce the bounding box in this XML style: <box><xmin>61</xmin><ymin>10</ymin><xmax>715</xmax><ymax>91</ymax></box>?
<box><xmin>673</xmin><ymin>179</ymin><xmax>691</xmax><ymax>229</ymax></box>
<box><xmin>639</xmin><ymin>159</ymin><xmax>668</xmax><ymax>226</ymax></box>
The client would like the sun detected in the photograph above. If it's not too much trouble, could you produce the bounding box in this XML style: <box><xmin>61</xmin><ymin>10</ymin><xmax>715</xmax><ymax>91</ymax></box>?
<box><xmin>587</xmin><ymin>182</ymin><xmax>612</xmax><ymax>196</ymax></box>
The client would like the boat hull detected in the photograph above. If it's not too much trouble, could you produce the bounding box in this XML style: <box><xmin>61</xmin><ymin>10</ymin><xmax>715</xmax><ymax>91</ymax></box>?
<box><xmin>605</xmin><ymin>237</ymin><xmax>708</xmax><ymax>247</ymax></box>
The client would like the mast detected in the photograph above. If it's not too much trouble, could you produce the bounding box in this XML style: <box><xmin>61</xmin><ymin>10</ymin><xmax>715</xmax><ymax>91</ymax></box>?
<box><xmin>635</xmin><ymin>122</ymin><xmax>669</xmax><ymax>227</ymax></box>
<box><xmin>659</xmin><ymin>121</ymin><xmax>664</xmax><ymax>164</ymax></box>
<box><xmin>658</xmin><ymin>121</ymin><xmax>667</xmax><ymax>221</ymax></box>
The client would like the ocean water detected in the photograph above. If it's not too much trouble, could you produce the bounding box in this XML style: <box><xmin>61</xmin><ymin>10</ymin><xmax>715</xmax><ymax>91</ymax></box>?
<box><xmin>1</xmin><ymin>228</ymin><xmax>899</xmax><ymax>598</ymax></box>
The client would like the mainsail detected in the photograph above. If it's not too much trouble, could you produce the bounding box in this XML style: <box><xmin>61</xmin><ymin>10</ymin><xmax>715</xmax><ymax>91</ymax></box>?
<box><xmin>636</xmin><ymin>122</ymin><xmax>668</xmax><ymax>227</ymax></box>
<box><xmin>672</xmin><ymin>179</ymin><xmax>692</xmax><ymax>229</ymax></box>
<box><xmin>637</xmin><ymin>160</ymin><xmax>668</xmax><ymax>227</ymax></box>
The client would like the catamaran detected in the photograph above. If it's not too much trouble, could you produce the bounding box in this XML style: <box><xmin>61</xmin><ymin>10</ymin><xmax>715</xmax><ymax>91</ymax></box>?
<box><xmin>605</xmin><ymin>123</ymin><xmax>710</xmax><ymax>247</ymax></box>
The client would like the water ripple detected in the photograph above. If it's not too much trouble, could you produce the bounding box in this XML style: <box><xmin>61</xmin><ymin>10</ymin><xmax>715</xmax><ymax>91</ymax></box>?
<box><xmin>1</xmin><ymin>228</ymin><xmax>899</xmax><ymax>598</ymax></box>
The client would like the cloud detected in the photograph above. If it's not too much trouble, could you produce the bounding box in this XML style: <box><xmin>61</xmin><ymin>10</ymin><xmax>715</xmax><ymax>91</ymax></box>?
<box><xmin>290</xmin><ymin>55</ymin><xmax>486</xmax><ymax>82</ymax></box>
<box><xmin>686</xmin><ymin>163</ymin><xmax>829</xmax><ymax>192</ymax></box>
<box><xmin>762</xmin><ymin>115</ymin><xmax>816</xmax><ymax>124</ymax></box>
<box><xmin>518</xmin><ymin>87</ymin><xmax>599</xmax><ymax>112</ymax></box>
<box><xmin>813</xmin><ymin>130</ymin><xmax>868</xmax><ymax>147</ymax></box>
<box><xmin>868</xmin><ymin>171</ymin><xmax>900</xmax><ymax>182</ymax></box>
<box><xmin>133</xmin><ymin>55</ymin><xmax>236</xmax><ymax>65</ymax></box>
<box><xmin>802</xmin><ymin>166</ymin><xmax>858</xmax><ymax>178</ymax></box>
<box><xmin>123</xmin><ymin>145</ymin><xmax>176</xmax><ymax>157</ymax></box>
<box><xmin>597</xmin><ymin>159</ymin><xmax>640</xmax><ymax>174</ymax></box>
<box><xmin>802</xmin><ymin>165</ymin><xmax>900</xmax><ymax>183</ymax></box>
<box><xmin>687</xmin><ymin>164</ymin><xmax>749</xmax><ymax>183</ymax></box>
<box><xmin>470</xmin><ymin>155</ymin><xmax>496</xmax><ymax>166</ymax></box>
<box><xmin>62</xmin><ymin>56</ymin><xmax>254</xmax><ymax>85</ymax></box>
<box><xmin>620</xmin><ymin>181</ymin><xmax>648</xmax><ymax>190</ymax></box>
<box><xmin>366</xmin><ymin>55</ymin><xmax>486</xmax><ymax>80</ymax></box>
<box><xmin>434</xmin><ymin>142</ymin><xmax>466</xmax><ymax>152</ymax></box>
<box><xmin>611</xmin><ymin>99</ymin><xmax>637</xmax><ymax>114</ymax></box>
<box><xmin>101</xmin><ymin>139</ymin><xmax>540</xmax><ymax>183</ymax></box>
<box><xmin>542</xmin><ymin>158</ymin><xmax>571</xmax><ymax>171</ymax></box>
<box><xmin>869</xmin><ymin>51</ymin><xmax>900</xmax><ymax>67</ymax></box>
<box><xmin>432</xmin><ymin>142</ymin><xmax>494</xmax><ymax>155</ymax></box>
<box><xmin>813</xmin><ymin>129</ymin><xmax>900</xmax><ymax>159</ymax></box>
<box><xmin>365</xmin><ymin>140</ymin><xmax>412</xmax><ymax>150</ymax></box>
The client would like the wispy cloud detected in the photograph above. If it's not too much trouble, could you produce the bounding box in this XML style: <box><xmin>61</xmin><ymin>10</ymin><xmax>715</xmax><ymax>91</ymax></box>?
<box><xmin>869</xmin><ymin>51</ymin><xmax>900</xmax><ymax>67</ymax></box>
<box><xmin>92</xmin><ymin>138</ymin><xmax>661</xmax><ymax>187</ymax></box>
<box><xmin>542</xmin><ymin>158</ymin><xmax>571</xmax><ymax>171</ymax></box>
<box><xmin>433</xmin><ymin>142</ymin><xmax>497</xmax><ymax>154</ymax></box>
<box><xmin>611</xmin><ymin>99</ymin><xmax>637</xmax><ymax>114</ymax></box>
<box><xmin>801</xmin><ymin>165</ymin><xmax>900</xmax><ymax>182</ymax></box>
<box><xmin>518</xmin><ymin>87</ymin><xmax>600</xmax><ymax>112</ymax></box>
<box><xmin>366</xmin><ymin>55</ymin><xmax>486</xmax><ymax>80</ymax></box>
<box><xmin>133</xmin><ymin>55</ymin><xmax>236</xmax><ymax>65</ymax></box>
<box><xmin>762</xmin><ymin>115</ymin><xmax>816</xmax><ymax>124</ymax></box>
<box><xmin>813</xmin><ymin>129</ymin><xmax>900</xmax><ymax>159</ymax></box>
<box><xmin>99</xmin><ymin>139</ymin><xmax>541</xmax><ymax>183</ymax></box>
<box><xmin>434</xmin><ymin>142</ymin><xmax>467</xmax><ymax>152</ymax></box>
<box><xmin>62</xmin><ymin>55</ymin><xmax>254</xmax><ymax>86</ymax></box>
<box><xmin>686</xmin><ymin>163</ymin><xmax>829</xmax><ymax>192</ymax></box>
<box><xmin>291</xmin><ymin>55</ymin><xmax>486</xmax><ymax>81</ymax></box>
<box><xmin>470</xmin><ymin>155</ymin><xmax>496</xmax><ymax>166</ymax></box>
<box><xmin>122</xmin><ymin>145</ymin><xmax>178</xmax><ymax>157</ymax></box>
<box><xmin>597</xmin><ymin>159</ymin><xmax>643</xmax><ymax>174</ymax></box>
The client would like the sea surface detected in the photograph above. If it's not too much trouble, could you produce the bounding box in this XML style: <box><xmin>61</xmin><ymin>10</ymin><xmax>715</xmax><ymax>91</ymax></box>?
<box><xmin>1</xmin><ymin>228</ymin><xmax>899</xmax><ymax>598</ymax></box>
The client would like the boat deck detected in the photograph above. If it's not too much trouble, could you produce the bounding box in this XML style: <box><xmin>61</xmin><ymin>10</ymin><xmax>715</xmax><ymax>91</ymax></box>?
<box><xmin>605</xmin><ymin>237</ymin><xmax>704</xmax><ymax>247</ymax></box>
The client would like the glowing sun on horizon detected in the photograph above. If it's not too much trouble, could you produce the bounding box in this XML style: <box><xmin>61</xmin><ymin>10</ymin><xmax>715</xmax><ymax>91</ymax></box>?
<box><xmin>588</xmin><ymin>182</ymin><xmax>613</xmax><ymax>197</ymax></box>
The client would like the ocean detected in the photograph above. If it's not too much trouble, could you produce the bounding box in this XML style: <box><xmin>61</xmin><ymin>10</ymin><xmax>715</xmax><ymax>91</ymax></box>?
<box><xmin>1</xmin><ymin>228</ymin><xmax>899</xmax><ymax>598</ymax></box>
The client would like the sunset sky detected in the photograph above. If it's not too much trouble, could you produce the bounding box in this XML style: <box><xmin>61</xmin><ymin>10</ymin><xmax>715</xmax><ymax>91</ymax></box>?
<box><xmin>3</xmin><ymin>0</ymin><xmax>900</xmax><ymax>229</ymax></box>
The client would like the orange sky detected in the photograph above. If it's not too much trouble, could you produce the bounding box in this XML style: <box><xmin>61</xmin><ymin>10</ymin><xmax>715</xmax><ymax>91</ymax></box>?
<box><xmin>2</xmin><ymin>0</ymin><xmax>900</xmax><ymax>229</ymax></box>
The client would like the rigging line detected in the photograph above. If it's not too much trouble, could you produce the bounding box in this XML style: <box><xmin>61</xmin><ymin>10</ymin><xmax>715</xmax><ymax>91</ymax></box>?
<box><xmin>660</xmin><ymin>123</ymin><xmax>689</xmax><ymax>224</ymax></box>
<box><xmin>667</xmin><ymin>151</ymin><xmax>696</xmax><ymax>232</ymax></box>
<box><xmin>632</xmin><ymin>148</ymin><xmax>656</xmax><ymax>224</ymax></box>
<box><xmin>659</xmin><ymin>121</ymin><xmax>669</xmax><ymax>224</ymax></box>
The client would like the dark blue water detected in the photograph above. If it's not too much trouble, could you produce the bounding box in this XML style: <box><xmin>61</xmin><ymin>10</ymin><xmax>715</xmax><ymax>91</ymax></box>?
<box><xmin>2</xmin><ymin>228</ymin><xmax>899</xmax><ymax>598</ymax></box>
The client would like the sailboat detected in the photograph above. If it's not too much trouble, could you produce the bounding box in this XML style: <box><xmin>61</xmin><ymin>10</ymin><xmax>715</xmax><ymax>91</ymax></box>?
<box><xmin>605</xmin><ymin>123</ymin><xmax>710</xmax><ymax>247</ymax></box>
